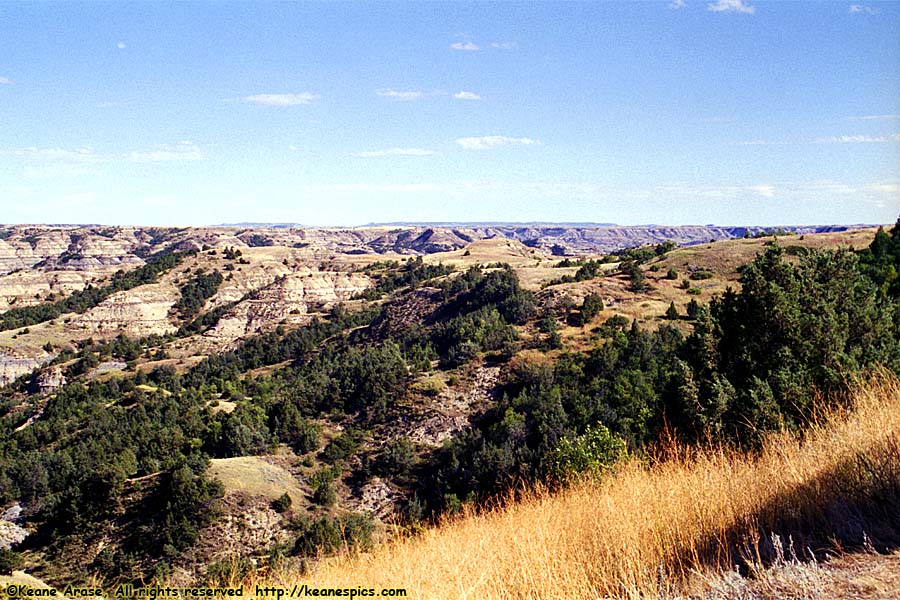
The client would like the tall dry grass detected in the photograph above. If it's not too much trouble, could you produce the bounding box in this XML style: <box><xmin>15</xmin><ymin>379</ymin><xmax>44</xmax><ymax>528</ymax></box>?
<box><xmin>257</xmin><ymin>372</ymin><xmax>900</xmax><ymax>599</ymax></box>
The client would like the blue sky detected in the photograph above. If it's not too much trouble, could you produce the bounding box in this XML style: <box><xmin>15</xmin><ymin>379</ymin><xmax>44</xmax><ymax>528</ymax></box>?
<box><xmin>1</xmin><ymin>0</ymin><xmax>898</xmax><ymax>226</ymax></box>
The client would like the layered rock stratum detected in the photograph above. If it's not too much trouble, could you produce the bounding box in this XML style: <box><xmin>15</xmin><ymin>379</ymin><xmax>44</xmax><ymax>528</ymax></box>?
<box><xmin>0</xmin><ymin>223</ymin><xmax>874</xmax><ymax>385</ymax></box>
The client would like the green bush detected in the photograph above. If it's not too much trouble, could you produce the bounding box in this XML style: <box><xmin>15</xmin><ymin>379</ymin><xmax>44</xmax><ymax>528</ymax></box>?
<box><xmin>311</xmin><ymin>469</ymin><xmax>337</xmax><ymax>507</ymax></box>
<box><xmin>550</xmin><ymin>424</ymin><xmax>626</xmax><ymax>484</ymax></box>
<box><xmin>292</xmin><ymin>517</ymin><xmax>342</xmax><ymax>557</ymax></box>
<box><xmin>665</xmin><ymin>302</ymin><xmax>679</xmax><ymax>320</ymax></box>
<box><xmin>321</xmin><ymin>430</ymin><xmax>362</xmax><ymax>463</ymax></box>
<box><xmin>0</xmin><ymin>548</ymin><xmax>23</xmax><ymax>575</ymax></box>
<box><xmin>271</xmin><ymin>492</ymin><xmax>292</xmax><ymax>513</ymax></box>
<box><xmin>380</xmin><ymin>438</ymin><xmax>416</xmax><ymax>478</ymax></box>
<box><xmin>580</xmin><ymin>293</ymin><xmax>604</xmax><ymax>323</ymax></box>
<box><xmin>205</xmin><ymin>554</ymin><xmax>255</xmax><ymax>586</ymax></box>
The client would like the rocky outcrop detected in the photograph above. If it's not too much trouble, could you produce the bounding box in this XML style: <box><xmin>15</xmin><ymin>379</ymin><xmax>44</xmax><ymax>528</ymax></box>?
<box><xmin>450</xmin><ymin>225</ymin><xmax>869</xmax><ymax>254</ymax></box>
<box><xmin>186</xmin><ymin>494</ymin><xmax>293</xmax><ymax>570</ymax></box>
<box><xmin>0</xmin><ymin>502</ymin><xmax>27</xmax><ymax>550</ymax></box>
<box><xmin>409</xmin><ymin>365</ymin><xmax>501</xmax><ymax>447</ymax></box>
<box><xmin>0</xmin><ymin>227</ymin><xmax>145</xmax><ymax>275</ymax></box>
<box><xmin>71</xmin><ymin>284</ymin><xmax>179</xmax><ymax>337</ymax></box>
<box><xmin>0</xmin><ymin>269</ymin><xmax>103</xmax><ymax>311</ymax></box>
<box><xmin>0</xmin><ymin>224</ymin><xmax>876</xmax><ymax>277</ymax></box>
<box><xmin>0</xmin><ymin>229</ymin><xmax>73</xmax><ymax>274</ymax></box>
<box><xmin>0</xmin><ymin>519</ymin><xmax>27</xmax><ymax>550</ymax></box>
<box><xmin>0</xmin><ymin>350</ymin><xmax>48</xmax><ymax>386</ymax></box>
<box><xmin>349</xmin><ymin>478</ymin><xmax>400</xmax><ymax>518</ymax></box>
<box><xmin>197</xmin><ymin>271</ymin><xmax>372</xmax><ymax>349</ymax></box>
<box><xmin>32</xmin><ymin>366</ymin><xmax>66</xmax><ymax>394</ymax></box>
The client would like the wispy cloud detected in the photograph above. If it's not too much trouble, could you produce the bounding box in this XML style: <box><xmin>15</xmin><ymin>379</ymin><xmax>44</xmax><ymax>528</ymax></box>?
<box><xmin>125</xmin><ymin>141</ymin><xmax>206</xmax><ymax>163</ymax></box>
<box><xmin>736</xmin><ymin>133</ymin><xmax>900</xmax><ymax>145</ymax></box>
<box><xmin>489</xmin><ymin>41</ymin><xmax>518</xmax><ymax>50</ymax></box>
<box><xmin>867</xmin><ymin>181</ymin><xmax>900</xmax><ymax>194</ymax></box>
<box><xmin>748</xmin><ymin>184</ymin><xmax>776</xmax><ymax>198</ymax></box>
<box><xmin>351</xmin><ymin>148</ymin><xmax>437</xmax><ymax>158</ymax></box>
<box><xmin>455</xmin><ymin>136</ymin><xmax>541</xmax><ymax>150</ymax></box>
<box><xmin>850</xmin><ymin>4</ymin><xmax>880</xmax><ymax>14</ymax></box>
<box><xmin>8</xmin><ymin>142</ymin><xmax>207</xmax><ymax>178</ymax></box>
<box><xmin>453</xmin><ymin>91</ymin><xmax>482</xmax><ymax>100</ymax></box>
<box><xmin>669</xmin><ymin>0</ymin><xmax>687</xmax><ymax>9</ymax></box>
<box><xmin>296</xmin><ymin>179</ymin><xmax>899</xmax><ymax>209</ymax></box>
<box><xmin>854</xmin><ymin>115</ymin><xmax>900</xmax><ymax>121</ymax></box>
<box><xmin>11</xmin><ymin>147</ymin><xmax>105</xmax><ymax>179</ymax></box>
<box><xmin>450</xmin><ymin>41</ymin><xmax>480</xmax><ymax>51</ymax></box>
<box><xmin>12</xmin><ymin>147</ymin><xmax>105</xmax><ymax>163</ymax></box>
<box><xmin>241</xmin><ymin>93</ymin><xmax>319</xmax><ymax>106</ymax></box>
<box><xmin>116</xmin><ymin>41</ymin><xmax>126</xmax><ymax>49</ymax></box>
<box><xmin>707</xmin><ymin>0</ymin><xmax>755</xmax><ymax>14</ymax></box>
<box><xmin>816</xmin><ymin>133</ymin><xmax>900</xmax><ymax>143</ymax></box>
<box><xmin>0</xmin><ymin>77</ymin><xmax>13</xmax><ymax>85</ymax></box>
<box><xmin>376</xmin><ymin>89</ymin><xmax>426</xmax><ymax>101</ymax></box>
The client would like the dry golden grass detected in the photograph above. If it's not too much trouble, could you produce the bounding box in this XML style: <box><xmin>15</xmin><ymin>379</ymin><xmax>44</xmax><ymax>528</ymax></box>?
<box><xmin>208</xmin><ymin>456</ymin><xmax>306</xmax><ymax>506</ymax></box>
<box><xmin>248</xmin><ymin>371</ymin><xmax>900</xmax><ymax>599</ymax></box>
<box><xmin>698</xmin><ymin>548</ymin><xmax>900</xmax><ymax>600</ymax></box>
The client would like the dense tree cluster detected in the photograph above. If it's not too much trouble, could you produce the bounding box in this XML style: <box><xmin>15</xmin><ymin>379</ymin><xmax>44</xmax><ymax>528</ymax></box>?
<box><xmin>355</xmin><ymin>256</ymin><xmax>455</xmax><ymax>300</ymax></box>
<box><xmin>0</xmin><ymin>303</ymin><xmax>379</xmax><ymax>580</ymax></box>
<box><xmin>174</xmin><ymin>269</ymin><xmax>224</xmax><ymax>320</ymax></box>
<box><xmin>419</xmin><ymin>231</ymin><xmax>900</xmax><ymax>513</ymax></box>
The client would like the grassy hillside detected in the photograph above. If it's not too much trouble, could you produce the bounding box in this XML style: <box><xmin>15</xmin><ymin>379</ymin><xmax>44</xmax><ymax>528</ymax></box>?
<box><xmin>262</xmin><ymin>372</ymin><xmax>900</xmax><ymax>599</ymax></box>
<box><xmin>0</xmin><ymin>224</ymin><xmax>895</xmax><ymax>588</ymax></box>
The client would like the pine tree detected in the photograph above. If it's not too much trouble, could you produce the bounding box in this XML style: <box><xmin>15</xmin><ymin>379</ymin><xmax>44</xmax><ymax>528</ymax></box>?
<box><xmin>665</xmin><ymin>302</ymin><xmax>679</xmax><ymax>320</ymax></box>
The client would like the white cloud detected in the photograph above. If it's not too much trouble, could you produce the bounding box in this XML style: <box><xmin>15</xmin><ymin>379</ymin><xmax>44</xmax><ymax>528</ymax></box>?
<box><xmin>856</xmin><ymin>115</ymin><xmax>900</xmax><ymax>121</ymax></box>
<box><xmin>455</xmin><ymin>136</ymin><xmax>541</xmax><ymax>150</ymax></box>
<box><xmin>453</xmin><ymin>91</ymin><xmax>482</xmax><ymax>100</ymax></box>
<box><xmin>749</xmin><ymin>184</ymin><xmax>776</xmax><ymax>198</ymax></box>
<box><xmin>8</xmin><ymin>142</ymin><xmax>206</xmax><ymax>178</ymax></box>
<box><xmin>850</xmin><ymin>4</ymin><xmax>880</xmax><ymax>14</ymax></box>
<box><xmin>707</xmin><ymin>0</ymin><xmax>755</xmax><ymax>13</ymax></box>
<box><xmin>816</xmin><ymin>133</ymin><xmax>900</xmax><ymax>143</ymax></box>
<box><xmin>351</xmin><ymin>148</ymin><xmax>437</xmax><ymax>158</ymax></box>
<box><xmin>376</xmin><ymin>89</ymin><xmax>425</xmax><ymax>101</ymax></box>
<box><xmin>241</xmin><ymin>93</ymin><xmax>319</xmax><ymax>106</ymax></box>
<box><xmin>125</xmin><ymin>141</ymin><xmax>205</xmax><ymax>163</ymax></box>
<box><xmin>867</xmin><ymin>181</ymin><xmax>900</xmax><ymax>194</ymax></box>
<box><xmin>489</xmin><ymin>41</ymin><xmax>518</xmax><ymax>49</ymax></box>
<box><xmin>450</xmin><ymin>41</ymin><xmax>480</xmax><ymax>51</ymax></box>
<box><xmin>669</xmin><ymin>0</ymin><xmax>687</xmax><ymax>9</ymax></box>
<box><xmin>116</xmin><ymin>41</ymin><xmax>126</xmax><ymax>49</ymax></box>
<box><xmin>12</xmin><ymin>147</ymin><xmax>104</xmax><ymax>163</ymax></box>
<box><xmin>0</xmin><ymin>77</ymin><xmax>13</xmax><ymax>85</ymax></box>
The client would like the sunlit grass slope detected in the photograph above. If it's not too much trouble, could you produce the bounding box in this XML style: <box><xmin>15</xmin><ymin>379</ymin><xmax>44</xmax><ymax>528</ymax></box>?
<box><xmin>261</xmin><ymin>372</ymin><xmax>900</xmax><ymax>599</ymax></box>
